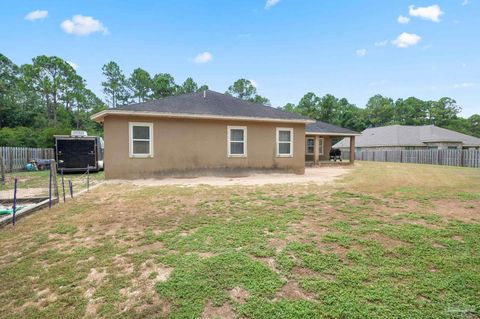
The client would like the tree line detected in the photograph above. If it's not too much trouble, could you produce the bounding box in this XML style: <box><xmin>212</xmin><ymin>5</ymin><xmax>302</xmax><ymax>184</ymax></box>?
<box><xmin>101</xmin><ymin>63</ymin><xmax>270</xmax><ymax>107</ymax></box>
<box><xmin>1</xmin><ymin>52</ymin><xmax>478</xmax><ymax>148</ymax></box>
<box><xmin>283</xmin><ymin>93</ymin><xmax>480</xmax><ymax>137</ymax></box>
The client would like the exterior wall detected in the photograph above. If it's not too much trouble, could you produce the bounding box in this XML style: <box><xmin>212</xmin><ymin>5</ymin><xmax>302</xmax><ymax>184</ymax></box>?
<box><xmin>104</xmin><ymin>116</ymin><xmax>305</xmax><ymax>179</ymax></box>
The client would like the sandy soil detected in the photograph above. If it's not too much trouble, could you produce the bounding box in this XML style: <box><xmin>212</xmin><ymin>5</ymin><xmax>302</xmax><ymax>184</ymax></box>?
<box><xmin>0</xmin><ymin>187</ymin><xmax>48</xmax><ymax>200</ymax></box>
<box><xmin>108</xmin><ymin>166</ymin><xmax>352</xmax><ymax>187</ymax></box>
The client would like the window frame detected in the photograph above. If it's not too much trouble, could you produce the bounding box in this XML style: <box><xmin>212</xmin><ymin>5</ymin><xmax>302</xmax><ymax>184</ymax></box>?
<box><xmin>227</xmin><ymin>126</ymin><xmax>247</xmax><ymax>157</ymax></box>
<box><xmin>318</xmin><ymin>137</ymin><xmax>324</xmax><ymax>156</ymax></box>
<box><xmin>306</xmin><ymin>137</ymin><xmax>315</xmax><ymax>155</ymax></box>
<box><xmin>276</xmin><ymin>127</ymin><xmax>294</xmax><ymax>157</ymax></box>
<box><xmin>129</xmin><ymin>122</ymin><xmax>154</xmax><ymax>158</ymax></box>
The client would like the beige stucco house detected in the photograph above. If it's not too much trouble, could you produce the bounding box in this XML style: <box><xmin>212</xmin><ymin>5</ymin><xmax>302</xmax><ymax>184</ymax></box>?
<box><xmin>91</xmin><ymin>90</ymin><xmax>358</xmax><ymax>179</ymax></box>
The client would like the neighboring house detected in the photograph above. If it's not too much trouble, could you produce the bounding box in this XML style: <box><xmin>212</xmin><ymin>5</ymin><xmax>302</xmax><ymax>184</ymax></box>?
<box><xmin>91</xmin><ymin>90</ymin><xmax>359</xmax><ymax>179</ymax></box>
<box><xmin>334</xmin><ymin>125</ymin><xmax>480</xmax><ymax>151</ymax></box>
<box><xmin>305</xmin><ymin>121</ymin><xmax>360</xmax><ymax>164</ymax></box>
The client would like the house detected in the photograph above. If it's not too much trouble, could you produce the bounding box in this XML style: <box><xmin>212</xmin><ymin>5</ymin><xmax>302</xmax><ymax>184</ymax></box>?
<box><xmin>334</xmin><ymin>125</ymin><xmax>480</xmax><ymax>151</ymax></box>
<box><xmin>305</xmin><ymin>121</ymin><xmax>360</xmax><ymax>164</ymax></box>
<box><xmin>91</xmin><ymin>90</ymin><xmax>358</xmax><ymax>179</ymax></box>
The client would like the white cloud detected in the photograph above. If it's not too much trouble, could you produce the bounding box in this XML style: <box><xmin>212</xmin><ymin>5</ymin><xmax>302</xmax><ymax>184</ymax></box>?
<box><xmin>392</xmin><ymin>32</ymin><xmax>422</xmax><ymax>48</ymax></box>
<box><xmin>397</xmin><ymin>15</ymin><xmax>410</xmax><ymax>24</ymax></box>
<box><xmin>356</xmin><ymin>49</ymin><xmax>367</xmax><ymax>57</ymax></box>
<box><xmin>249</xmin><ymin>79</ymin><xmax>258</xmax><ymax>88</ymax></box>
<box><xmin>61</xmin><ymin>15</ymin><xmax>109</xmax><ymax>36</ymax></box>
<box><xmin>265</xmin><ymin>0</ymin><xmax>280</xmax><ymax>9</ymax></box>
<box><xmin>67</xmin><ymin>61</ymin><xmax>79</xmax><ymax>70</ymax></box>
<box><xmin>25</xmin><ymin>10</ymin><xmax>48</xmax><ymax>21</ymax></box>
<box><xmin>409</xmin><ymin>5</ymin><xmax>443</xmax><ymax>22</ymax></box>
<box><xmin>193</xmin><ymin>52</ymin><xmax>213</xmax><ymax>64</ymax></box>
<box><xmin>462</xmin><ymin>0</ymin><xmax>471</xmax><ymax>6</ymax></box>
<box><xmin>453</xmin><ymin>82</ymin><xmax>479</xmax><ymax>88</ymax></box>
<box><xmin>374</xmin><ymin>40</ymin><xmax>388</xmax><ymax>47</ymax></box>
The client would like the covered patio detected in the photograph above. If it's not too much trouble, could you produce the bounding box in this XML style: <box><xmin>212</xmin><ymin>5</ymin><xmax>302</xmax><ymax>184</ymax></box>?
<box><xmin>305</xmin><ymin>121</ymin><xmax>360</xmax><ymax>166</ymax></box>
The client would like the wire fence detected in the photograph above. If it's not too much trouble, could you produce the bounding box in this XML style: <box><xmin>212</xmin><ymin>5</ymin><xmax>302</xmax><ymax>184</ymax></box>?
<box><xmin>1</xmin><ymin>161</ymin><xmax>102</xmax><ymax>227</ymax></box>
<box><xmin>342</xmin><ymin>149</ymin><xmax>480</xmax><ymax>168</ymax></box>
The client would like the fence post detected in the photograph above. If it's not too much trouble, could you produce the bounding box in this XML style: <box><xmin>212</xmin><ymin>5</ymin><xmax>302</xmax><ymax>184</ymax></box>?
<box><xmin>51</xmin><ymin>161</ymin><xmax>59</xmax><ymax>203</ymax></box>
<box><xmin>49</xmin><ymin>164</ymin><xmax>52</xmax><ymax>208</ymax></box>
<box><xmin>69</xmin><ymin>179</ymin><xmax>73</xmax><ymax>198</ymax></box>
<box><xmin>8</xmin><ymin>147</ymin><xmax>13</xmax><ymax>173</ymax></box>
<box><xmin>61</xmin><ymin>169</ymin><xmax>66</xmax><ymax>203</ymax></box>
<box><xmin>87</xmin><ymin>166</ymin><xmax>90</xmax><ymax>191</ymax></box>
<box><xmin>12</xmin><ymin>178</ymin><xmax>18</xmax><ymax>226</ymax></box>
<box><xmin>0</xmin><ymin>152</ymin><xmax>4</xmax><ymax>184</ymax></box>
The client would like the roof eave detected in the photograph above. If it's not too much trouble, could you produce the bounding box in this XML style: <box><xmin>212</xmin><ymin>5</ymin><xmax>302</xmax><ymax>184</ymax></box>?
<box><xmin>306</xmin><ymin>132</ymin><xmax>361</xmax><ymax>136</ymax></box>
<box><xmin>90</xmin><ymin>110</ymin><xmax>315</xmax><ymax>124</ymax></box>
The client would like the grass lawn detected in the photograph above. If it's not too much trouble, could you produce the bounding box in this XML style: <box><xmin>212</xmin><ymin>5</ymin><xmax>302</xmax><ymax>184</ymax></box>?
<box><xmin>0</xmin><ymin>162</ymin><xmax>479</xmax><ymax>318</ymax></box>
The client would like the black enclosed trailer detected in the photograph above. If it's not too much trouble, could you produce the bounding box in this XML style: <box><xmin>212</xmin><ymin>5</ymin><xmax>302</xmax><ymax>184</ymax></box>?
<box><xmin>54</xmin><ymin>131</ymin><xmax>104</xmax><ymax>173</ymax></box>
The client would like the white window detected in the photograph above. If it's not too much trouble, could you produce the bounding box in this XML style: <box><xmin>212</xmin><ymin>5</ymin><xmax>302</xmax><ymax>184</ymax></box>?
<box><xmin>129</xmin><ymin>122</ymin><xmax>153</xmax><ymax>158</ymax></box>
<box><xmin>276</xmin><ymin>128</ymin><xmax>294</xmax><ymax>157</ymax></box>
<box><xmin>306</xmin><ymin>137</ymin><xmax>315</xmax><ymax>155</ymax></box>
<box><xmin>227</xmin><ymin>126</ymin><xmax>247</xmax><ymax>157</ymax></box>
<box><xmin>319</xmin><ymin>137</ymin><xmax>324</xmax><ymax>156</ymax></box>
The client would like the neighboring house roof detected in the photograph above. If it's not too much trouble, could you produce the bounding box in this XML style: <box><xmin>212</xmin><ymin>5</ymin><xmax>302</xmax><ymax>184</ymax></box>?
<box><xmin>306</xmin><ymin>121</ymin><xmax>360</xmax><ymax>136</ymax></box>
<box><xmin>91</xmin><ymin>90</ymin><xmax>314</xmax><ymax>124</ymax></box>
<box><xmin>334</xmin><ymin>125</ymin><xmax>480</xmax><ymax>148</ymax></box>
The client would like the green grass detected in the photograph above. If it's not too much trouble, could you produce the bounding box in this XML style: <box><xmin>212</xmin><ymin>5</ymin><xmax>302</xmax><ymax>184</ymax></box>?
<box><xmin>0</xmin><ymin>162</ymin><xmax>479</xmax><ymax>318</ymax></box>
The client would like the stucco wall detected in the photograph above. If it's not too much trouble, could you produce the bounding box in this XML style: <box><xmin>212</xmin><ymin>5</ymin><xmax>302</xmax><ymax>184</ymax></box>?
<box><xmin>103</xmin><ymin>116</ymin><xmax>306</xmax><ymax>179</ymax></box>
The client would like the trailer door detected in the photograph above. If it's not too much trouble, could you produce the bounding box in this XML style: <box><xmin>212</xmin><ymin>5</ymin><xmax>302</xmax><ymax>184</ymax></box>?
<box><xmin>57</xmin><ymin>138</ymin><xmax>97</xmax><ymax>170</ymax></box>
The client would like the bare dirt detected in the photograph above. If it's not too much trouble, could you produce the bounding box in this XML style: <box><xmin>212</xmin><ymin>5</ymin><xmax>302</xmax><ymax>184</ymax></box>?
<box><xmin>433</xmin><ymin>199</ymin><xmax>480</xmax><ymax>222</ymax></box>
<box><xmin>0</xmin><ymin>187</ymin><xmax>48</xmax><ymax>199</ymax></box>
<box><xmin>108</xmin><ymin>167</ymin><xmax>352</xmax><ymax>187</ymax></box>
<box><xmin>201</xmin><ymin>300</ymin><xmax>235</xmax><ymax>319</ymax></box>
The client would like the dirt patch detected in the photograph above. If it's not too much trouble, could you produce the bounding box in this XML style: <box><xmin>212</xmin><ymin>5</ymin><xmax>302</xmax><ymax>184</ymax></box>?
<box><xmin>292</xmin><ymin>266</ymin><xmax>319</xmax><ymax>278</ymax></box>
<box><xmin>0</xmin><ymin>187</ymin><xmax>48</xmax><ymax>199</ymax></box>
<box><xmin>86</xmin><ymin>268</ymin><xmax>107</xmax><ymax>283</ymax></box>
<box><xmin>229</xmin><ymin>287</ymin><xmax>250</xmax><ymax>304</ymax></box>
<box><xmin>196</xmin><ymin>252</ymin><xmax>218</xmax><ymax>258</ymax></box>
<box><xmin>201</xmin><ymin>300</ymin><xmax>235</xmax><ymax>319</ymax></box>
<box><xmin>108</xmin><ymin>167</ymin><xmax>352</xmax><ymax>187</ymax></box>
<box><xmin>367</xmin><ymin>233</ymin><xmax>408</xmax><ymax>249</ymax></box>
<box><xmin>275</xmin><ymin>281</ymin><xmax>316</xmax><ymax>301</ymax></box>
<box><xmin>117</xmin><ymin>259</ymin><xmax>173</xmax><ymax>315</ymax></box>
<box><xmin>433</xmin><ymin>200</ymin><xmax>480</xmax><ymax>222</ymax></box>
<box><xmin>268</xmin><ymin>238</ymin><xmax>287</xmax><ymax>253</ymax></box>
<box><xmin>452</xmin><ymin>235</ymin><xmax>465</xmax><ymax>243</ymax></box>
<box><xmin>83</xmin><ymin>268</ymin><xmax>108</xmax><ymax>317</ymax></box>
<box><xmin>22</xmin><ymin>288</ymin><xmax>58</xmax><ymax>309</ymax></box>
<box><xmin>128</xmin><ymin>241</ymin><xmax>165</xmax><ymax>254</ymax></box>
<box><xmin>112</xmin><ymin>255</ymin><xmax>134</xmax><ymax>274</ymax></box>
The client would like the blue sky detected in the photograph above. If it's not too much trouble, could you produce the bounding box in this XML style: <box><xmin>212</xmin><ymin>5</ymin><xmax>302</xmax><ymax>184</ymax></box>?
<box><xmin>1</xmin><ymin>0</ymin><xmax>479</xmax><ymax>116</ymax></box>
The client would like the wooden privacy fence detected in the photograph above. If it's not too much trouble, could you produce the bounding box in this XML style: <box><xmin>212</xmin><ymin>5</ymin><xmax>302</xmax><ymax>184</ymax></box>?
<box><xmin>0</xmin><ymin>147</ymin><xmax>54</xmax><ymax>173</ymax></box>
<box><xmin>343</xmin><ymin>149</ymin><xmax>480</xmax><ymax>168</ymax></box>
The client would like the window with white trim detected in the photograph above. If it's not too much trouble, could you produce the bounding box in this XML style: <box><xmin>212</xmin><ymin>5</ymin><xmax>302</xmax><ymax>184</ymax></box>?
<box><xmin>129</xmin><ymin>122</ymin><xmax>153</xmax><ymax>157</ymax></box>
<box><xmin>276</xmin><ymin>128</ymin><xmax>293</xmax><ymax>157</ymax></box>
<box><xmin>227</xmin><ymin>126</ymin><xmax>247</xmax><ymax>157</ymax></box>
<box><xmin>306</xmin><ymin>137</ymin><xmax>314</xmax><ymax>155</ymax></box>
<box><xmin>319</xmin><ymin>137</ymin><xmax>324</xmax><ymax>156</ymax></box>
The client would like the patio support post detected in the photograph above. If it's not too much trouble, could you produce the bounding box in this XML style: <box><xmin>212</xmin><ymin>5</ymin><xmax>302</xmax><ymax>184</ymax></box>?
<box><xmin>349</xmin><ymin>136</ymin><xmax>355</xmax><ymax>164</ymax></box>
<box><xmin>314</xmin><ymin>135</ymin><xmax>320</xmax><ymax>165</ymax></box>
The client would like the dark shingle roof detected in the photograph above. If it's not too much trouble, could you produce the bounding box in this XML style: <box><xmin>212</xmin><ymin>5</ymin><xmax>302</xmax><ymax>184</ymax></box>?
<box><xmin>113</xmin><ymin>90</ymin><xmax>311</xmax><ymax>122</ymax></box>
<box><xmin>306</xmin><ymin>121</ymin><xmax>359</xmax><ymax>135</ymax></box>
